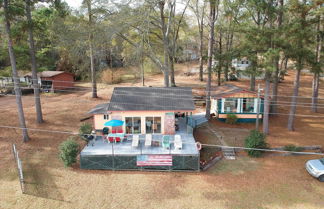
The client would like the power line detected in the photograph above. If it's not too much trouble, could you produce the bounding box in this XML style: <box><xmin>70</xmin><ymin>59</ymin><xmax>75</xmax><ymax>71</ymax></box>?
<box><xmin>1</xmin><ymin>124</ymin><xmax>323</xmax><ymax>156</ymax></box>
<box><xmin>3</xmin><ymin>76</ymin><xmax>324</xmax><ymax>99</ymax></box>
<box><xmin>0</xmin><ymin>125</ymin><xmax>78</xmax><ymax>135</ymax></box>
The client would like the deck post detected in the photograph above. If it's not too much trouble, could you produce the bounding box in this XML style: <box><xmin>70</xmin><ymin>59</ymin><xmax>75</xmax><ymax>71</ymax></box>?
<box><xmin>112</xmin><ymin>141</ymin><xmax>115</xmax><ymax>170</ymax></box>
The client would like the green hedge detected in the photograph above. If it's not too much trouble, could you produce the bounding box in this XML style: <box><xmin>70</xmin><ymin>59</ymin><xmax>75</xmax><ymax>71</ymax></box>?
<box><xmin>225</xmin><ymin>114</ymin><xmax>238</xmax><ymax>124</ymax></box>
<box><xmin>244</xmin><ymin>130</ymin><xmax>268</xmax><ymax>157</ymax></box>
<box><xmin>59</xmin><ymin>138</ymin><xmax>79</xmax><ymax>167</ymax></box>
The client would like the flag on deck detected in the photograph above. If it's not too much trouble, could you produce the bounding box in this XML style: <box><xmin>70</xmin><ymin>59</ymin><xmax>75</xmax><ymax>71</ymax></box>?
<box><xmin>137</xmin><ymin>155</ymin><xmax>172</xmax><ymax>166</ymax></box>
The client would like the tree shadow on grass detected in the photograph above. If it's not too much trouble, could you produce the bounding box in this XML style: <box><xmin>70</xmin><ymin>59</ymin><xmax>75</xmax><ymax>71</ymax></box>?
<box><xmin>23</xmin><ymin>162</ymin><xmax>68</xmax><ymax>202</ymax></box>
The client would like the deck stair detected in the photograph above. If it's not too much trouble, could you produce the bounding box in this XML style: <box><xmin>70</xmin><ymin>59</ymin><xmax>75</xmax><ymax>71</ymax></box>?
<box><xmin>207</xmin><ymin>124</ymin><xmax>236</xmax><ymax>160</ymax></box>
<box><xmin>222</xmin><ymin>147</ymin><xmax>236</xmax><ymax>160</ymax></box>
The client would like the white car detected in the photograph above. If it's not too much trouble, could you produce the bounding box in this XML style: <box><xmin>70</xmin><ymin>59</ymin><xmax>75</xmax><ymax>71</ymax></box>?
<box><xmin>305</xmin><ymin>158</ymin><xmax>324</xmax><ymax>182</ymax></box>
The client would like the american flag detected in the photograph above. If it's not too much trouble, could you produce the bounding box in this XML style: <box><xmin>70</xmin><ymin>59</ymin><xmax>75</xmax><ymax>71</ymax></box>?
<box><xmin>137</xmin><ymin>155</ymin><xmax>173</xmax><ymax>166</ymax></box>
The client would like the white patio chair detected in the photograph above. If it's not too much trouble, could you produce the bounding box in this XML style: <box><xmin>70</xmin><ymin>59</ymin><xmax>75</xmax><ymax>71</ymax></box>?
<box><xmin>174</xmin><ymin>135</ymin><xmax>182</xmax><ymax>150</ymax></box>
<box><xmin>132</xmin><ymin>135</ymin><xmax>139</xmax><ymax>147</ymax></box>
<box><xmin>145</xmin><ymin>134</ymin><xmax>152</xmax><ymax>146</ymax></box>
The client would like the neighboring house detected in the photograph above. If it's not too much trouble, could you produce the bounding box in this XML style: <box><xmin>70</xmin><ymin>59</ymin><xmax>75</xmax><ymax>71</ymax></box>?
<box><xmin>88</xmin><ymin>87</ymin><xmax>196</xmax><ymax>134</ymax></box>
<box><xmin>210</xmin><ymin>84</ymin><xmax>264</xmax><ymax>122</ymax></box>
<box><xmin>231</xmin><ymin>58</ymin><xmax>250</xmax><ymax>70</ymax></box>
<box><xmin>25</xmin><ymin>71</ymin><xmax>74</xmax><ymax>92</ymax></box>
<box><xmin>183</xmin><ymin>49</ymin><xmax>198</xmax><ymax>61</ymax></box>
<box><xmin>231</xmin><ymin>58</ymin><xmax>266</xmax><ymax>80</ymax></box>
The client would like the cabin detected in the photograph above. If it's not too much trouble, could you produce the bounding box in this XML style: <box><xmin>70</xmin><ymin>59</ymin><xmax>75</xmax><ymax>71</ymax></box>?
<box><xmin>25</xmin><ymin>71</ymin><xmax>74</xmax><ymax>92</ymax></box>
<box><xmin>231</xmin><ymin>58</ymin><xmax>250</xmax><ymax>70</ymax></box>
<box><xmin>81</xmin><ymin>87</ymin><xmax>200</xmax><ymax>171</ymax></box>
<box><xmin>210</xmin><ymin>84</ymin><xmax>264</xmax><ymax>122</ymax></box>
<box><xmin>90</xmin><ymin>87</ymin><xmax>196</xmax><ymax>134</ymax></box>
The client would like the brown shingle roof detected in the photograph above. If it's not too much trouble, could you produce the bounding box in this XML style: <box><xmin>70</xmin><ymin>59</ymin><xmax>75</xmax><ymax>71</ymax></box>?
<box><xmin>211</xmin><ymin>84</ymin><xmax>258</xmax><ymax>98</ymax></box>
<box><xmin>108</xmin><ymin>87</ymin><xmax>195</xmax><ymax>111</ymax></box>
<box><xmin>25</xmin><ymin>71</ymin><xmax>73</xmax><ymax>78</ymax></box>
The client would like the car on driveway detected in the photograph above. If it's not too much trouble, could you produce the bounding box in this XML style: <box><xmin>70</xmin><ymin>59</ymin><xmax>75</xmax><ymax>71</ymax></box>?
<box><xmin>306</xmin><ymin>158</ymin><xmax>324</xmax><ymax>182</ymax></box>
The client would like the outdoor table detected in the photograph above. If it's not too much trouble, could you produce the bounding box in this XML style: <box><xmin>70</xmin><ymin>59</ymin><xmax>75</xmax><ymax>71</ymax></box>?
<box><xmin>107</xmin><ymin>133</ymin><xmax>125</xmax><ymax>143</ymax></box>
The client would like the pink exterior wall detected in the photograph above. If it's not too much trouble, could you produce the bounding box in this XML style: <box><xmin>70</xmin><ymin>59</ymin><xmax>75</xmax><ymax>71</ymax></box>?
<box><xmin>94</xmin><ymin>111</ymin><xmax>178</xmax><ymax>134</ymax></box>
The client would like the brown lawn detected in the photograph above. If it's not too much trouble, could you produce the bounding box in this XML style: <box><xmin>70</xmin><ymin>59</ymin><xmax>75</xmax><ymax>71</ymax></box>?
<box><xmin>1</xmin><ymin>63</ymin><xmax>324</xmax><ymax>209</ymax></box>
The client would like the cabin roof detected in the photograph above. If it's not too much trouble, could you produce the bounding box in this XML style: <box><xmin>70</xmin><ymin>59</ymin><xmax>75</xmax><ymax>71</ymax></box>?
<box><xmin>25</xmin><ymin>71</ymin><xmax>74</xmax><ymax>78</ymax></box>
<box><xmin>107</xmin><ymin>87</ymin><xmax>195</xmax><ymax>111</ymax></box>
<box><xmin>211</xmin><ymin>84</ymin><xmax>259</xmax><ymax>98</ymax></box>
<box><xmin>88</xmin><ymin>103</ymin><xmax>109</xmax><ymax>114</ymax></box>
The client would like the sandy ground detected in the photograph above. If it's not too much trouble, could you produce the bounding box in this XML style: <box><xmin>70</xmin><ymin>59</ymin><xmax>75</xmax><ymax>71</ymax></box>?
<box><xmin>1</xmin><ymin>63</ymin><xmax>324</xmax><ymax>209</ymax></box>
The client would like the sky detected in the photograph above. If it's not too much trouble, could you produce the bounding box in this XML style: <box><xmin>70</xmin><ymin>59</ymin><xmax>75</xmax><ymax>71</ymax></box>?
<box><xmin>64</xmin><ymin>0</ymin><xmax>83</xmax><ymax>9</ymax></box>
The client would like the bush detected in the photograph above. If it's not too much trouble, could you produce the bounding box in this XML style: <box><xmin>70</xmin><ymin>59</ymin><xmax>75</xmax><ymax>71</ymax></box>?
<box><xmin>79</xmin><ymin>123</ymin><xmax>92</xmax><ymax>135</ymax></box>
<box><xmin>244</xmin><ymin>130</ymin><xmax>268</xmax><ymax>157</ymax></box>
<box><xmin>59</xmin><ymin>138</ymin><xmax>79</xmax><ymax>167</ymax></box>
<box><xmin>283</xmin><ymin>144</ymin><xmax>304</xmax><ymax>152</ymax></box>
<box><xmin>225</xmin><ymin>114</ymin><xmax>238</xmax><ymax>124</ymax></box>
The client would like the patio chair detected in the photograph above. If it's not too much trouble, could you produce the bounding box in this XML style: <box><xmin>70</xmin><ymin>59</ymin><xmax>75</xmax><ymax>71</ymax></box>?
<box><xmin>108</xmin><ymin>137</ymin><xmax>114</xmax><ymax>143</ymax></box>
<box><xmin>174</xmin><ymin>135</ymin><xmax>182</xmax><ymax>150</ymax></box>
<box><xmin>145</xmin><ymin>134</ymin><xmax>152</xmax><ymax>147</ymax></box>
<box><xmin>115</xmin><ymin>137</ymin><xmax>121</xmax><ymax>143</ymax></box>
<box><xmin>162</xmin><ymin>135</ymin><xmax>170</xmax><ymax>150</ymax></box>
<box><xmin>112</xmin><ymin>130</ymin><xmax>117</xmax><ymax>134</ymax></box>
<box><xmin>132</xmin><ymin>135</ymin><xmax>139</xmax><ymax>147</ymax></box>
<box><xmin>117</xmin><ymin>129</ymin><xmax>123</xmax><ymax>133</ymax></box>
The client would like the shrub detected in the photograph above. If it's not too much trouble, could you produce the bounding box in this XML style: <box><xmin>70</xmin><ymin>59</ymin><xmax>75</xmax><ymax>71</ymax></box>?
<box><xmin>283</xmin><ymin>144</ymin><xmax>304</xmax><ymax>152</ymax></box>
<box><xmin>79</xmin><ymin>123</ymin><xmax>92</xmax><ymax>135</ymax></box>
<box><xmin>226</xmin><ymin>114</ymin><xmax>238</xmax><ymax>124</ymax></box>
<box><xmin>59</xmin><ymin>138</ymin><xmax>79</xmax><ymax>167</ymax></box>
<box><xmin>244</xmin><ymin>130</ymin><xmax>268</xmax><ymax>157</ymax></box>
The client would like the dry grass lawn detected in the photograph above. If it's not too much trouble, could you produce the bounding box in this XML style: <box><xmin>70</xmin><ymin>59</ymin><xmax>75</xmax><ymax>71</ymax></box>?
<box><xmin>1</xmin><ymin>63</ymin><xmax>324</xmax><ymax>209</ymax></box>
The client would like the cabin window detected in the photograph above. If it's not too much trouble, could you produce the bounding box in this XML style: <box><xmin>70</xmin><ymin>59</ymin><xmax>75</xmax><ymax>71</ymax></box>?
<box><xmin>242</xmin><ymin>98</ymin><xmax>255</xmax><ymax>113</ymax></box>
<box><xmin>125</xmin><ymin>117</ymin><xmax>141</xmax><ymax>134</ymax></box>
<box><xmin>223</xmin><ymin>98</ymin><xmax>238</xmax><ymax>113</ymax></box>
<box><xmin>146</xmin><ymin>117</ymin><xmax>161</xmax><ymax>134</ymax></box>
<box><xmin>103</xmin><ymin>115</ymin><xmax>109</xmax><ymax>120</ymax></box>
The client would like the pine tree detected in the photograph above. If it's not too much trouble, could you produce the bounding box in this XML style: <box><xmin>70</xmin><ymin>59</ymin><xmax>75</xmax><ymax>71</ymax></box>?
<box><xmin>3</xmin><ymin>0</ymin><xmax>30</xmax><ymax>142</ymax></box>
<box><xmin>25</xmin><ymin>0</ymin><xmax>44</xmax><ymax>123</ymax></box>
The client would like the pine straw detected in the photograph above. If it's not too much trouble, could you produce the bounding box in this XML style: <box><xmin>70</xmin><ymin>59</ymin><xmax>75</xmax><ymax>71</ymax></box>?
<box><xmin>1</xmin><ymin>65</ymin><xmax>324</xmax><ymax>209</ymax></box>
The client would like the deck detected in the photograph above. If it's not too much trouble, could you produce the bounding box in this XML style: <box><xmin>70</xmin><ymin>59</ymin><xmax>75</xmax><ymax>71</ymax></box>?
<box><xmin>80</xmin><ymin>117</ymin><xmax>200</xmax><ymax>171</ymax></box>
<box><xmin>81</xmin><ymin>134</ymin><xmax>199</xmax><ymax>156</ymax></box>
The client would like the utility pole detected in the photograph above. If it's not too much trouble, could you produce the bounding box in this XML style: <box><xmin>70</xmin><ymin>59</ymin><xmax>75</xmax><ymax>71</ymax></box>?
<box><xmin>255</xmin><ymin>84</ymin><xmax>262</xmax><ymax>130</ymax></box>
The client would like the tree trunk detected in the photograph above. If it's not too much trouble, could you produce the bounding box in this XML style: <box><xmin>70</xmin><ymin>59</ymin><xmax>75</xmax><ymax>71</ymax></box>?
<box><xmin>263</xmin><ymin>72</ymin><xmax>271</xmax><ymax>134</ymax></box>
<box><xmin>199</xmin><ymin>25</ymin><xmax>204</xmax><ymax>82</ymax></box>
<box><xmin>4</xmin><ymin>0</ymin><xmax>29</xmax><ymax>142</ymax></box>
<box><xmin>271</xmin><ymin>0</ymin><xmax>284</xmax><ymax>114</ymax></box>
<box><xmin>217</xmin><ymin>30</ymin><xmax>222</xmax><ymax>86</ymax></box>
<box><xmin>271</xmin><ymin>61</ymin><xmax>279</xmax><ymax>113</ymax></box>
<box><xmin>287</xmin><ymin>67</ymin><xmax>301</xmax><ymax>131</ymax></box>
<box><xmin>86</xmin><ymin>0</ymin><xmax>97</xmax><ymax>98</ymax></box>
<box><xmin>311</xmin><ymin>73</ymin><xmax>319</xmax><ymax>112</ymax></box>
<box><xmin>312</xmin><ymin>13</ymin><xmax>322</xmax><ymax>113</ymax></box>
<box><xmin>170</xmin><ymin>55</ymin><xmax>176</xmax><ymax>87</ymax></box>
<box><xmin>250</xmin><ymin>74</ymin><xmax>256</xmax><ymax>91</ymax></box>
<box><xmin>205</xmin><ymin>0</ymin><xmax>217</xmax><ymax>119</ymax></box>
<box><xmin>26</xmin><ymin>0</ymin><xmax>43</xmax><ymax>124</ymax></box>
<box><xmin>250</xmin><ymin>54</ymin><xmax>257</xmax><ymax>91</ymax></box>
<box><xmin>159</xmin><ymin>1</ymin><xmax>170</xmax><ymax>87</ymax></box>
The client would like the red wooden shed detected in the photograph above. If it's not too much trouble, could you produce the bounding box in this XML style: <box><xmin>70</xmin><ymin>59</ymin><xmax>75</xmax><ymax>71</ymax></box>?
<box><xmin>25</xmin><ymin>71</ymin><xmax>74</xmax><ymax>92</ymax></box>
